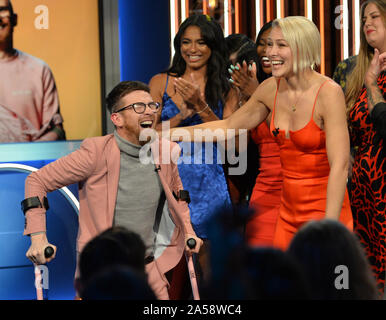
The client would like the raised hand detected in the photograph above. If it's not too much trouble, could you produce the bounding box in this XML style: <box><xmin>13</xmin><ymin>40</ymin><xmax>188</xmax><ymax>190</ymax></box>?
<box><xmin>229</xmin><ymin>61</ymin><xmax>259</xmax><ymax>98</ymax></box>
<box><xmin>365</xmin><ymin>49</ymin><xmax>386</xmax><ymax>86</ymax></box>
<box><xmin>174</xmin><ymin>75</ymin><xmax>203</xmax><ymax>107</ymax></box>
<box><xmin>364</xmin><ymin>48</ymin><xmax>385</xmax><ymax>113</ymax></box>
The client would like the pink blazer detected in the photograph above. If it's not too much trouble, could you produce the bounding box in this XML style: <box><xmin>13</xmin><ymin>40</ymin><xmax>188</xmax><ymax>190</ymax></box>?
<box><xmin>24</xmin><ymin>134</ymin><xmax>197</xmax><ymax>298</ymax></box>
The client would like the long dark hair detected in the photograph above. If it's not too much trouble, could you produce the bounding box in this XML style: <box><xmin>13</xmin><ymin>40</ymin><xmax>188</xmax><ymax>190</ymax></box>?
<box><xmin>225</xmin><ymin>33</ymin><xmax>252</xmax><ymax>59</ymax></box>
<box><xmin>234</xmin><ymin>42</ymin><xmax>259</xmax><ymax>68</ymax></box>
<box><xmin>167</xmin><ymin>15</ymin><xmax>230</xmax><ymax>110</ymax></box>
<box><xmin>255</xmin><ymin>21</ymin><xmax>273</xmax><ymax>83</ymax></box>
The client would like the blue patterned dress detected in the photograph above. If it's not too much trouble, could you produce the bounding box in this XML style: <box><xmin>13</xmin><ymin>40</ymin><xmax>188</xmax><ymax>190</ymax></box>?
<box><xmin>161</xmin><ymin>76</ymin><xmax>231</xmax><ymax>238</ymax></box>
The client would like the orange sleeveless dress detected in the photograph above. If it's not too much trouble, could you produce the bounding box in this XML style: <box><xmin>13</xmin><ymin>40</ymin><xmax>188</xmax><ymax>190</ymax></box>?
<box><xmin>270</xmin><ymin>79</ymin><xmax>353</xmax><ymax>250</ymax></box>
<box><xmin>246</xmin><ymin>121</ymin><xmax>282</xmax><ymax>246</ymax></box>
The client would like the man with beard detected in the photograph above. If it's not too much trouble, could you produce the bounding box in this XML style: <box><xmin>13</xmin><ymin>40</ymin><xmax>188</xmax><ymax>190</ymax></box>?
<box><xmin>23</xmin><ymin>81</ymin><xmax>202</xmax><ymax>299</ymax></box>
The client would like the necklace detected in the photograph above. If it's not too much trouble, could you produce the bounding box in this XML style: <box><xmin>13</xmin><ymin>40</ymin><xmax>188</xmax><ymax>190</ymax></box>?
<box><xmin>290</xmin><ymin>90</ymin><xmax>306</xmax><ymax>112</ymax></box>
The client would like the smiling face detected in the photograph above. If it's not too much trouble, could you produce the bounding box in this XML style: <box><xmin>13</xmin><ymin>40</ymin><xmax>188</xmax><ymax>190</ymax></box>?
<box><xmin>362</xmin><ymin>2</ymin><xmax>386</xmax><ymax>52</ymax></box>
<box><xmin>180</xmin><ymin>25</ymin><xmax>212</xmax><ymax>70</ymax></box>
<box><xmin>110</xmin><ymin>90</ymin><xmax>158</xmax><ymax>146</ymax></box>
<box><xmin>257</xmin><ymin>27</ymin><xmax>272</xmax><ymax>75</ymax></box>
<box><xmin>267</xmin><ymin>27</ymin><xmax>294</xmax><ymax>78</ymax></box>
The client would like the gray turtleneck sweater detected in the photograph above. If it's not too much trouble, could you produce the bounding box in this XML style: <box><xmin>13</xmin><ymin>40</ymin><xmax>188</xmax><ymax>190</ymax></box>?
<box><xmin>113</xmin><ymin>131</ymin><xmax>162</xmax><ymax>257</ymax></box>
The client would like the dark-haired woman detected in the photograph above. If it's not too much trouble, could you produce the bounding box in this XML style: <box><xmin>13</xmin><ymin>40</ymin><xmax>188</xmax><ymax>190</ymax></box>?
<box><xmin>149</xmin><ymin>15</ymin><xmax>238</xmax><ymax>293</ymax></box>
<box><xmin>150</xmin><ymin>14</ymin><xmax>238</xmax><ymax>240</ymax></box>
<box><xmin>333</xmin><ymin>0</ymin><xmax>386</xmax><ymax>295</ymax></box>
<box><xmin>223</xmin><ymin>34</ymin><xmax>260</xmax><ymax>206</ymax></box>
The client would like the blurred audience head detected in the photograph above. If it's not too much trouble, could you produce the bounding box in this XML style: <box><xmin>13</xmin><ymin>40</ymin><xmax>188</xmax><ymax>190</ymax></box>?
<box><xmin>200</xmin><ymin>205</ymin><xmax>252</xmax><ymax>299</ymax></box>
<box><xmin>202</xmin><ymin>206</ymin><xmax>309</xmax><ymax>299</ymax></box>
<box><xmin>76</xmin><ymin>226</ymin><xmax>147</xmax><ymax>297</ymax></box>
<box><xmin>287</xmin><ymin>219</ymin><xmax>379</xmax><ymax>300</ymax></box>
<box><xmin>81</xmin><ymin>265</ymin><xmax>156</xmax><ymax>300</ymax></box>
<box><xmin>244</xmin><ymin>247</ymin><xmax>310</xmax><ymax>300</ymax></box>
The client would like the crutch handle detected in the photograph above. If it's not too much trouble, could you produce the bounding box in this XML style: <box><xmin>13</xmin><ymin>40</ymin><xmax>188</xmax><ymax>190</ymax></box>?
<box><xmin>34</xmin><ymin>246</ymin><xmax>54</xmax><ymax>300</ymax></box>
<box><xmin>186</xmin><ymin>238</ymin><xmax>200</xmax><ymax>299</ymax></box>
<box><xmin>186</xmin><ymin>238</ymin><xmax>196</xmax><ymax>249</ymax></box>
<box><xmin>44</xmin><ymin>246</ymin><xmax>54</xmax><ymax>258</ymax></box>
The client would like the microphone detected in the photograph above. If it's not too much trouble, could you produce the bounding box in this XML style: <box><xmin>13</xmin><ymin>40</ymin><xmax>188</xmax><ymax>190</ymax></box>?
<box><xmin>272</xmin><ymin>127</ymin><xmax>280</xmax><ymax>137</ymax></box>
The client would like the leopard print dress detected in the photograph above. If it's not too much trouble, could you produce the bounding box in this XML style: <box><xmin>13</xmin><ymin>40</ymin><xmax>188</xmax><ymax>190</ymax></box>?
<box><xmin>349</xmin><ymin>71</ymin><xmax>386</xmax><ymax>295</ymax></box>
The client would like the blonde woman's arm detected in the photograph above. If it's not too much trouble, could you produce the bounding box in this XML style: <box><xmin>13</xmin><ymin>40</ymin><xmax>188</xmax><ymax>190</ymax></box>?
<box><xmin>321</xmin><ymin>81</ymin><xmax>351</xmax><ymax>220</ymax></box>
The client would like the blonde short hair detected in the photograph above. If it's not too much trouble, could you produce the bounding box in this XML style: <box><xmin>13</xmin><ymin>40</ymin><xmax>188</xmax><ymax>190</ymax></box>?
<box><xmin>272</xmin><ymin>16</ymin><xmax>321</xmax><ymax>74</ymax></box>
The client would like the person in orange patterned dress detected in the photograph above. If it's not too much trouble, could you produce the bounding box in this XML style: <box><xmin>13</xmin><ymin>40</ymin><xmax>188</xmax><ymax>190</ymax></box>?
<box><xmin>334</xmin><ymin>0</ymin><xmax>386</xmax><ymax>295</ymax></box>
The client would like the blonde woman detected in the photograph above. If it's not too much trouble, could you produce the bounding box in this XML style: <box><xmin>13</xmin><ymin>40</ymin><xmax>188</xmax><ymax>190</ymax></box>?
<box><xmin>333</xmin><ymin>0</ymin><xmax>386</xmax><ymax>295</ymax></box>
<box><xmin>168</xmin><ymin>16</ymin><xmax>353</xmax><ymax>250</ymax></box>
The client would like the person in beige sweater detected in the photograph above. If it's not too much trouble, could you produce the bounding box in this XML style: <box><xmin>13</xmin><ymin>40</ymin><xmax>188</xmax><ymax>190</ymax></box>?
<box><xmin>0</xmin><ymin>0</ymin><xmax>65</xmax><ymax>141</ymax></box>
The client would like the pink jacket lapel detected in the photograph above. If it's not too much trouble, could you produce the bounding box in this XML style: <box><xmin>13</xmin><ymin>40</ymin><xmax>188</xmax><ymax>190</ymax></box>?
<box><xmin>106</xmin><ymin>137</ymin><xmax>120</xmax><ymax>226</ymax></box>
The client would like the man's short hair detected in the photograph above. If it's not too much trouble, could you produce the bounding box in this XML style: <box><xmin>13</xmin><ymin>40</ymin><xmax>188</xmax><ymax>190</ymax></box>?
<box><xmin>106</xmin><ymin>81</ymin><xmax>150</xmax><ymax>114</ymax></box>
<box><xmin>272</xmin><ymin>16</ymin><xmax>321</xmax><ymax>74</ymax></box>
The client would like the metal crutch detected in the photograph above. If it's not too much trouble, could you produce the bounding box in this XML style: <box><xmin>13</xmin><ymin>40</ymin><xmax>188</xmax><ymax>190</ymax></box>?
<box><xmin>34</xmin><ymin>246</ymin><xmax>54</xmax><ymax>300</ymax></box>
<box><xmin>185</xmin><ymin>238</ymin><xmax>200</xmax><ymax>300</ymax></box>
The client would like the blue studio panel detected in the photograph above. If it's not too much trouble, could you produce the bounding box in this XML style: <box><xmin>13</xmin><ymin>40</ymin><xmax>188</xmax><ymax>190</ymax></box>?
<box><xmin>118</xmin><ymin>0</ymin><xmax>171</xmax><ymax>83</ymax></box>
<box><xmin>0</xmin><ymin>141</ymin><xmax>81</xmax><ymax>300</ymax></box>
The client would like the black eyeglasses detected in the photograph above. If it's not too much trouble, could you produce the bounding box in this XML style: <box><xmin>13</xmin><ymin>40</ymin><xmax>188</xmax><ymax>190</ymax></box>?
<box><xmin>114</xmin><ymin>102</ymin><xmax>160</xmax><ymax>114</ymax></box>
